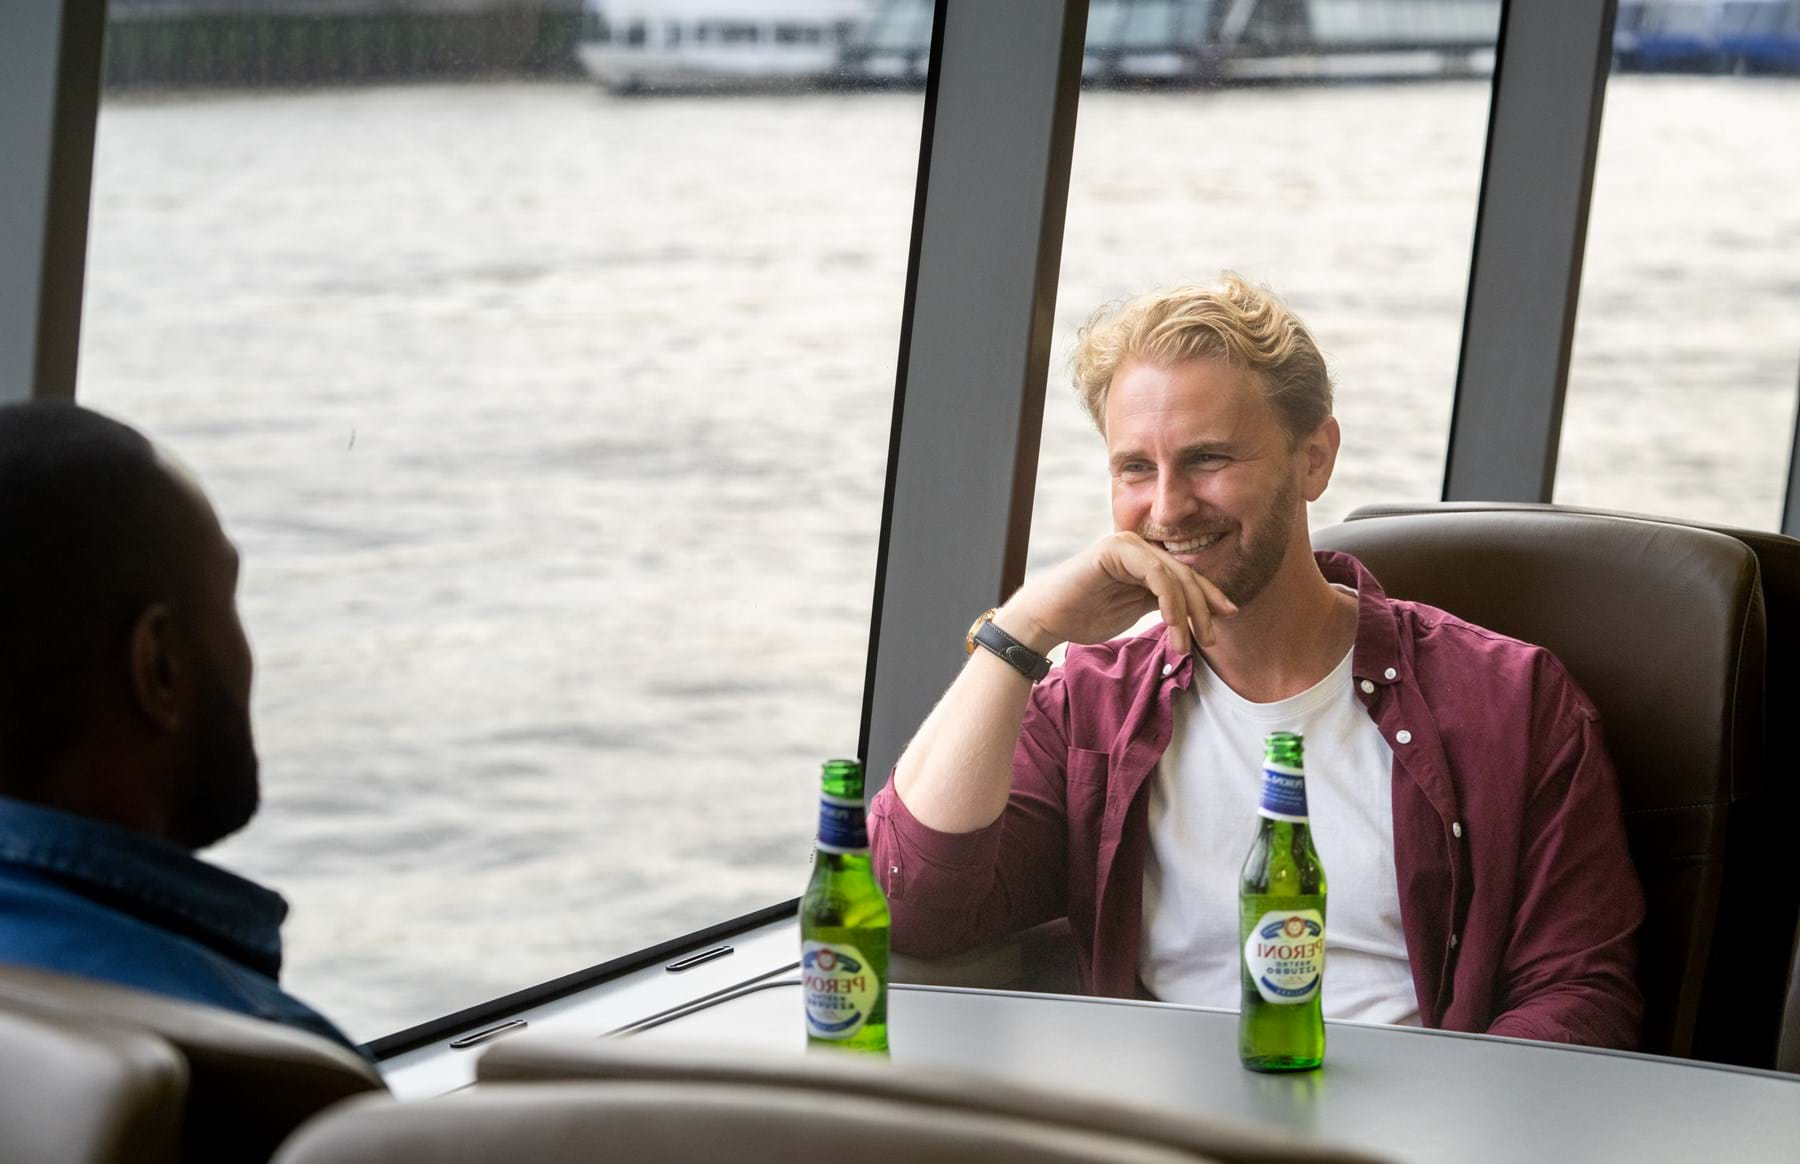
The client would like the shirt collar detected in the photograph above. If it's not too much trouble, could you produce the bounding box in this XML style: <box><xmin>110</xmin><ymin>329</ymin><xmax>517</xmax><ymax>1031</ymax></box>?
<box><xmin>1315</xmin><ymin>549</ymin><xmax>1405</xmax><ymax>687</ymax></box>
<box><xmin>1155</xmin><ymin>549</ymin><xmax>1402</xmax><ymax>688</ymax></box>
<box><xmin>0</xmin><ymin>796</ymin><xmax>288</xmax><ymax>978</ymax></box>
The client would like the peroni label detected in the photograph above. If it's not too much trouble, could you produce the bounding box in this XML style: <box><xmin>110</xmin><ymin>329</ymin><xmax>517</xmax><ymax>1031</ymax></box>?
<box><xmin>802</xmin><ymin>940</ymin><xmax>880</xmax><ymax>1039</ymax></box>
<box><xmin>1243</xmin><ymin>910</ymin><xmax>1325</xmax><ymax>1005</ymax></box>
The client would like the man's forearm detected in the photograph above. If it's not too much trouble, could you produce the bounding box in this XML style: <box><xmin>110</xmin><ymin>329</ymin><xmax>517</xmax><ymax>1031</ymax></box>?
<box><xmin>891</xmin><ymin>533</ymin><xmax>1231</xmax><ymax>833</ymax></box>
<box><xmin>1486</xmin><ymin>978</ymin><xmax>1642</xmax><ymax>1049</ymax></box>
<box><xmin>890</xmin><ymin>608</ymin><xmax>1055</xmax><ymax>834</ymax></box>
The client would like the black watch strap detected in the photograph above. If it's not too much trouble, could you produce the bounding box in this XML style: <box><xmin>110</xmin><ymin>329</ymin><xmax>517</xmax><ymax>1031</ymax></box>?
<box><xmin>972</xmin><ymin>617</ymin><xmax>1053</xmax><ymax>682</ymax></box>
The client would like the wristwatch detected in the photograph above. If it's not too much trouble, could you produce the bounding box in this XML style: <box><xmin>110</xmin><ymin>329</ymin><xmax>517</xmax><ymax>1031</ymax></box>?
<box><xmin>965</xmin><ymin>608</ymin><xmax>1053</xmax><ymax>683</ymax></box>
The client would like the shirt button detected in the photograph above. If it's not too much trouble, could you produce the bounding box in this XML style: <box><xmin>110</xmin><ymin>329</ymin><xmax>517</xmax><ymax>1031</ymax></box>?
<box><xmin>1384</xmin><ymin>667</ymin><xmax>1398</xmax><ymax>681</ymax></box>
<box><xmin>1452</xmin><ymin>822</ymin><xmax>1463</xmax><ymax>839</ymax></box>
<box><xmin>1359</xmin><ymin>679</ymin><xmax>1375</xmax><ymax>695</ymax></box>
<box><xmin>1449</xmin><ymin>933</ymin><xmax>1460</xmax><ymax>949</ymax></box>
<box><xmin>1396</xmin><ymin>729</ymin><xmax>1413</xmax><ymax>745</ymax></box>
<box><xmin>1161</xmin><ymin>663</ymin><xmax>1174</xmax><ymax>677</ymax></box>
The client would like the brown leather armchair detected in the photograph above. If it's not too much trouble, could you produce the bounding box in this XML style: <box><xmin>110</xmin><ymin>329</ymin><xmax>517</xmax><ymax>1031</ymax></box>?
<box><xmin>1316</xmin><ymin>503</ymin><xmax>1768</xmax><ymax>1060</ymax></box>
<box><xmin>1347</xmin><ymin>500</ymin><xmax>1800</xmax><ymax>1069</ymax></box>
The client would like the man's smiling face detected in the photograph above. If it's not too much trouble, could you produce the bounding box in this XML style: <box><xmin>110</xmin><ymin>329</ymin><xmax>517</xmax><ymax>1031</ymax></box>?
<box><xmin>1103</xmin><ymin>356</ymin><xmax>1308</xmax><ymax>609</ymax></box>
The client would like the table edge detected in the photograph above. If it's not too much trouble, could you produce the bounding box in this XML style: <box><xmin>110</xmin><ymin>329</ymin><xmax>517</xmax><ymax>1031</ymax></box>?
<box><xmin>624</xmin><ymin>978</ymin><xmax>1800</xmax><ymax>1085</ymax></box>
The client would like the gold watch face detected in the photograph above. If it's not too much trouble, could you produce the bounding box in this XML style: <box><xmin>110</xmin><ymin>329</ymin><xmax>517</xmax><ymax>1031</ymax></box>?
<box><xmin>966</xmin><ymin>608</ymin><xmax>997</xmax><ymax>655</ymax></box>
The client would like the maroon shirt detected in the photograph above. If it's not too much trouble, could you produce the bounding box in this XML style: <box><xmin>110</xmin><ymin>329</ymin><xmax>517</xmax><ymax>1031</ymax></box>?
<box><xmin>870</xmin><ymin>551</ymin><xmax>1645</xmax><ymax>1049</ymax></box>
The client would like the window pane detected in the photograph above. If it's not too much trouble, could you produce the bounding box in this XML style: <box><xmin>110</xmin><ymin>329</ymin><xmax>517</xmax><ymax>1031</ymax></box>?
<box><xmin>78</xmin><ymin>8</ymin><xmax>924</xmax><ymax>1040</ymax></box>
<box><xmin>1031</xmin><ymin>10</ymin><xmax>1499</xmax><ymax>571</ymax></box>
<box><xmin>1556</xmin><ymin>74</ymin><xmax>1800</xmax><ymax>529</ymax></box>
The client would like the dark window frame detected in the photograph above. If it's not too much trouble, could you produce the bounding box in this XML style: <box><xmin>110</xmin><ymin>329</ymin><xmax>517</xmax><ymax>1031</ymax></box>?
<box><xmin>19</xmin><ymin>0</ymin><xmax>1800</xmax><ymax>1051</ymax></box>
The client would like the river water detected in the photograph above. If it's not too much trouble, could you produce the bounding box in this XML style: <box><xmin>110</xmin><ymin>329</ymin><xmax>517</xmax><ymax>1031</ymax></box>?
<box><xmin>75</xmin><ymin>77</ymin><xmax>1799</xmax><ymax>1040</ymax></box>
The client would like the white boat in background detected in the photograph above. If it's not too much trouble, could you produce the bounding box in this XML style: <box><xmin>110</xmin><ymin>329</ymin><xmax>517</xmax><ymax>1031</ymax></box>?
<box><xmin>851</xmin><ymin>0</ymin><xmax>1504</xmax><ymax>88</ymax></box>
<box><xmin>577</xmin><ymin>0</ymin><xmax>874</xmax><ymax>93</ymax></box>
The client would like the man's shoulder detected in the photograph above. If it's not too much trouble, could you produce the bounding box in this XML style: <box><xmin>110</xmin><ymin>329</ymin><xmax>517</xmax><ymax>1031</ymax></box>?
<box><xmin>0</xmin><ymin>864</ymin><xmax>252</xmax><ymax>993</ymax></box>
<box><xmin>1392</xmin><ymin>596</ymin><xmax>1561</xmax><ymax>667</ymax></box>
<box><xmin>1388</xmin><ymin>596</ymin><xmax>1600</xmax><ymax>730</ymax></box>
<box><xmin>0</xmin><ymin>864</ymin><xmax>347</xmax><ymax>1042</ymax></box>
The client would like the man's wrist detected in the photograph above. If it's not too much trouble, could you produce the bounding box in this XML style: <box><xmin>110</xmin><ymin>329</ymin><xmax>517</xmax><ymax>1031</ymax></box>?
<box><xmin>992</xmin><ymin>604</ymin><xmax>1059</xmax><ymax>656</ymax></box>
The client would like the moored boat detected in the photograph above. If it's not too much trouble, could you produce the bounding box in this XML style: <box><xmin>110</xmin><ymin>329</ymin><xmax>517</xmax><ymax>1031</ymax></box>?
<box><xmin>575</xmin><ymin>0</ymin><xmax>873</xmax><ymax>93</ymax></box>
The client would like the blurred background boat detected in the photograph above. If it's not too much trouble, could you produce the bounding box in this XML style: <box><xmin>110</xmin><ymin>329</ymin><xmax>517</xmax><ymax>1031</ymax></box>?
<box><xmin>97</xmin><ymin>0</ymin><xmax>1800</xmax><ymax>91</ymax></box>
<box><xmin>1615</xmin><ymin>0</ymin><xmax>1800</xmax><ymax>74</ymax></box>
<box><xmin>850</xmin><ymin>0</ymin><xmax>1800</xmax><ymax>86</ymax></box>
<box><xmin>847</xmin><ymin>0</ymin><xmax>1508</xmax><ymax>87</ymax></box>
<box><xmin>574</xmin><ymin>0</ymin><xmax>872</xmax><ymax>93</ymax></box>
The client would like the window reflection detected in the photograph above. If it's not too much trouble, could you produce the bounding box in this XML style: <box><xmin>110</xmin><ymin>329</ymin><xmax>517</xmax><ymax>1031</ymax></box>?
<box><xmin>78</xmin><ymin>6</ymin><xmax>924</xmax><ymax>1039</ymax></box>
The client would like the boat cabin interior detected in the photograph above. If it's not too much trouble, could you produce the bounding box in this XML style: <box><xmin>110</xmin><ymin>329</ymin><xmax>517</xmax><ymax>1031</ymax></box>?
<box><xmin>2</xmin><ymin>0</ymin><xmax>1798</xmax><ymax>1161</ymax></box>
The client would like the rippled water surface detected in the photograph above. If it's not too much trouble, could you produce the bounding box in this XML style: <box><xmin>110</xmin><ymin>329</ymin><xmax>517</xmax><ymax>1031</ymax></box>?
<box><xmin>76</xmin><ymin>77</ymin><xmax>1799</xmax><ymax>1039</ymax></box>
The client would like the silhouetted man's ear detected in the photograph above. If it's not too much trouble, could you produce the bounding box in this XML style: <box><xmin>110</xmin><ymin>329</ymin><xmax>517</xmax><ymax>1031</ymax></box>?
<box><xmin>129</xmin><ymin>605</ymin><xmax>185</xmax><ymax>734</ymax></box>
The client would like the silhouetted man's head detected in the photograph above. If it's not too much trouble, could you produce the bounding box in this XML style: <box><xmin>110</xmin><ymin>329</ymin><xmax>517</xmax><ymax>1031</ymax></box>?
<box><xmin>0</xmin><ymin>402</ymin><xmax>257</xmax><ymax>850</ymax></box>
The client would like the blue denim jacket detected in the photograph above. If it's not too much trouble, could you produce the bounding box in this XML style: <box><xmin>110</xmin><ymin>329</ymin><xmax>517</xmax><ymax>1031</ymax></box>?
<box><xmin>0</xmin><ymin>796</ymin><xmax>357</xmax><ymax>1052</ymax></box>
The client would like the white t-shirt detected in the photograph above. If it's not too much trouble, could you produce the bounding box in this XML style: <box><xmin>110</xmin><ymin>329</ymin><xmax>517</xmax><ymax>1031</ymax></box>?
<box><xmin>1139</xmin><ymin>616</ymin><xmax>1420</xmax><ymax>1027</ymax></box>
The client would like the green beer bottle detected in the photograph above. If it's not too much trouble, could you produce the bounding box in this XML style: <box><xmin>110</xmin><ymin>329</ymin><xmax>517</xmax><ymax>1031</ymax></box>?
<box><xmin>1239</xmin><ymin>731</ymin><xmax>1327</xmax><ymax>1072</ymax></box>
<box><xmin>800</xmin><ymin>758</ymin><xmax>890</xmax><ymax>1053</ymax></box>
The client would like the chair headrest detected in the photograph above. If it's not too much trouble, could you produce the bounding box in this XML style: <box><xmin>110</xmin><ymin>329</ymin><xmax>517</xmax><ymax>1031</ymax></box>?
<box><xmin>1349</xmin><ymin>499</ymin><xmax>1800</xmax><ymax>762</ymax></box>
<box><xmin>474</xmin><ymin>1038</ymin><xmax>1386</xmax><ymax>1164</ymax></box>
<box><xmin>0</xmin><ymin>1005</ymin><xmax>185</xmax><ymax>1164</ymax></box>
<box><xmin>0</xmin><ymin>964</ymin><xmax>384</xmax><ymax>1160</ymax></box>
<box><xmin>1316</xmin><ymin>504</ymin><xmax>1763</xmax><ymax>810</ymax></box>
<box><xmin>279</xmin><ymin>1081</ymin><xmax>1242</xmax><ymax>1164</ymax></box>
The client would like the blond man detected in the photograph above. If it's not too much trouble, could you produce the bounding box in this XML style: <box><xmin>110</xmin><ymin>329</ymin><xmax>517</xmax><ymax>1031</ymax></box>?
<box><xmin>868</xmin><ymin>274</ymin><xmax>1645</xmax><ymax>1048</ymax></box>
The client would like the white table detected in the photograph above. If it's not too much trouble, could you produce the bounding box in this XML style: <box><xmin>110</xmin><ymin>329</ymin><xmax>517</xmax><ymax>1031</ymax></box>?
<box><xmin>625</xmin><ymin>980</ymin><xmax>1800</xmax><ymax>1163</ymax></box>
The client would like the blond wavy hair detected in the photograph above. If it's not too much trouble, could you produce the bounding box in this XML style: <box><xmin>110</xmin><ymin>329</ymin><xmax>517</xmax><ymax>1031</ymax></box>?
<box><xmin>1071</xmin><ymin>273</ymin><xmax>1333</xmax><ymax>444</ymax></box>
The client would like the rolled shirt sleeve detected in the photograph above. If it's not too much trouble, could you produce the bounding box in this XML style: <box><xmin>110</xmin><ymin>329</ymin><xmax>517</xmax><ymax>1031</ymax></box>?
<box><xmin>869</xmin><ymin>670</ymin><xmax>1075</xmax><ymax>959</ymax></box>
<box><xmin>1485</xmin><ymin>692</ymin><xmax>1646</xmax><ymax>1048</ymax></box>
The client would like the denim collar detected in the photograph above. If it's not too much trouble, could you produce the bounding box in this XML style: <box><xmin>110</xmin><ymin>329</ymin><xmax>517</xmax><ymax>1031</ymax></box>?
<box><xmin>0</xmin><ymin>796</ymin><xmax>287</xmax><ymax>979</ymax></box>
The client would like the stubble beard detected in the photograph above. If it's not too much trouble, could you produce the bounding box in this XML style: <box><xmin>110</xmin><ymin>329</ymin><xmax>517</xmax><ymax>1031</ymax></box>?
<box><xmin>173</xmin><ymin>667</ymin><xmax>261</xmax><ymax>851</ymax></box>
<box><xmin>1189</xmin><ymin>475</ymin><xmax>1300</xmax><ymax>609</ymax></box>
